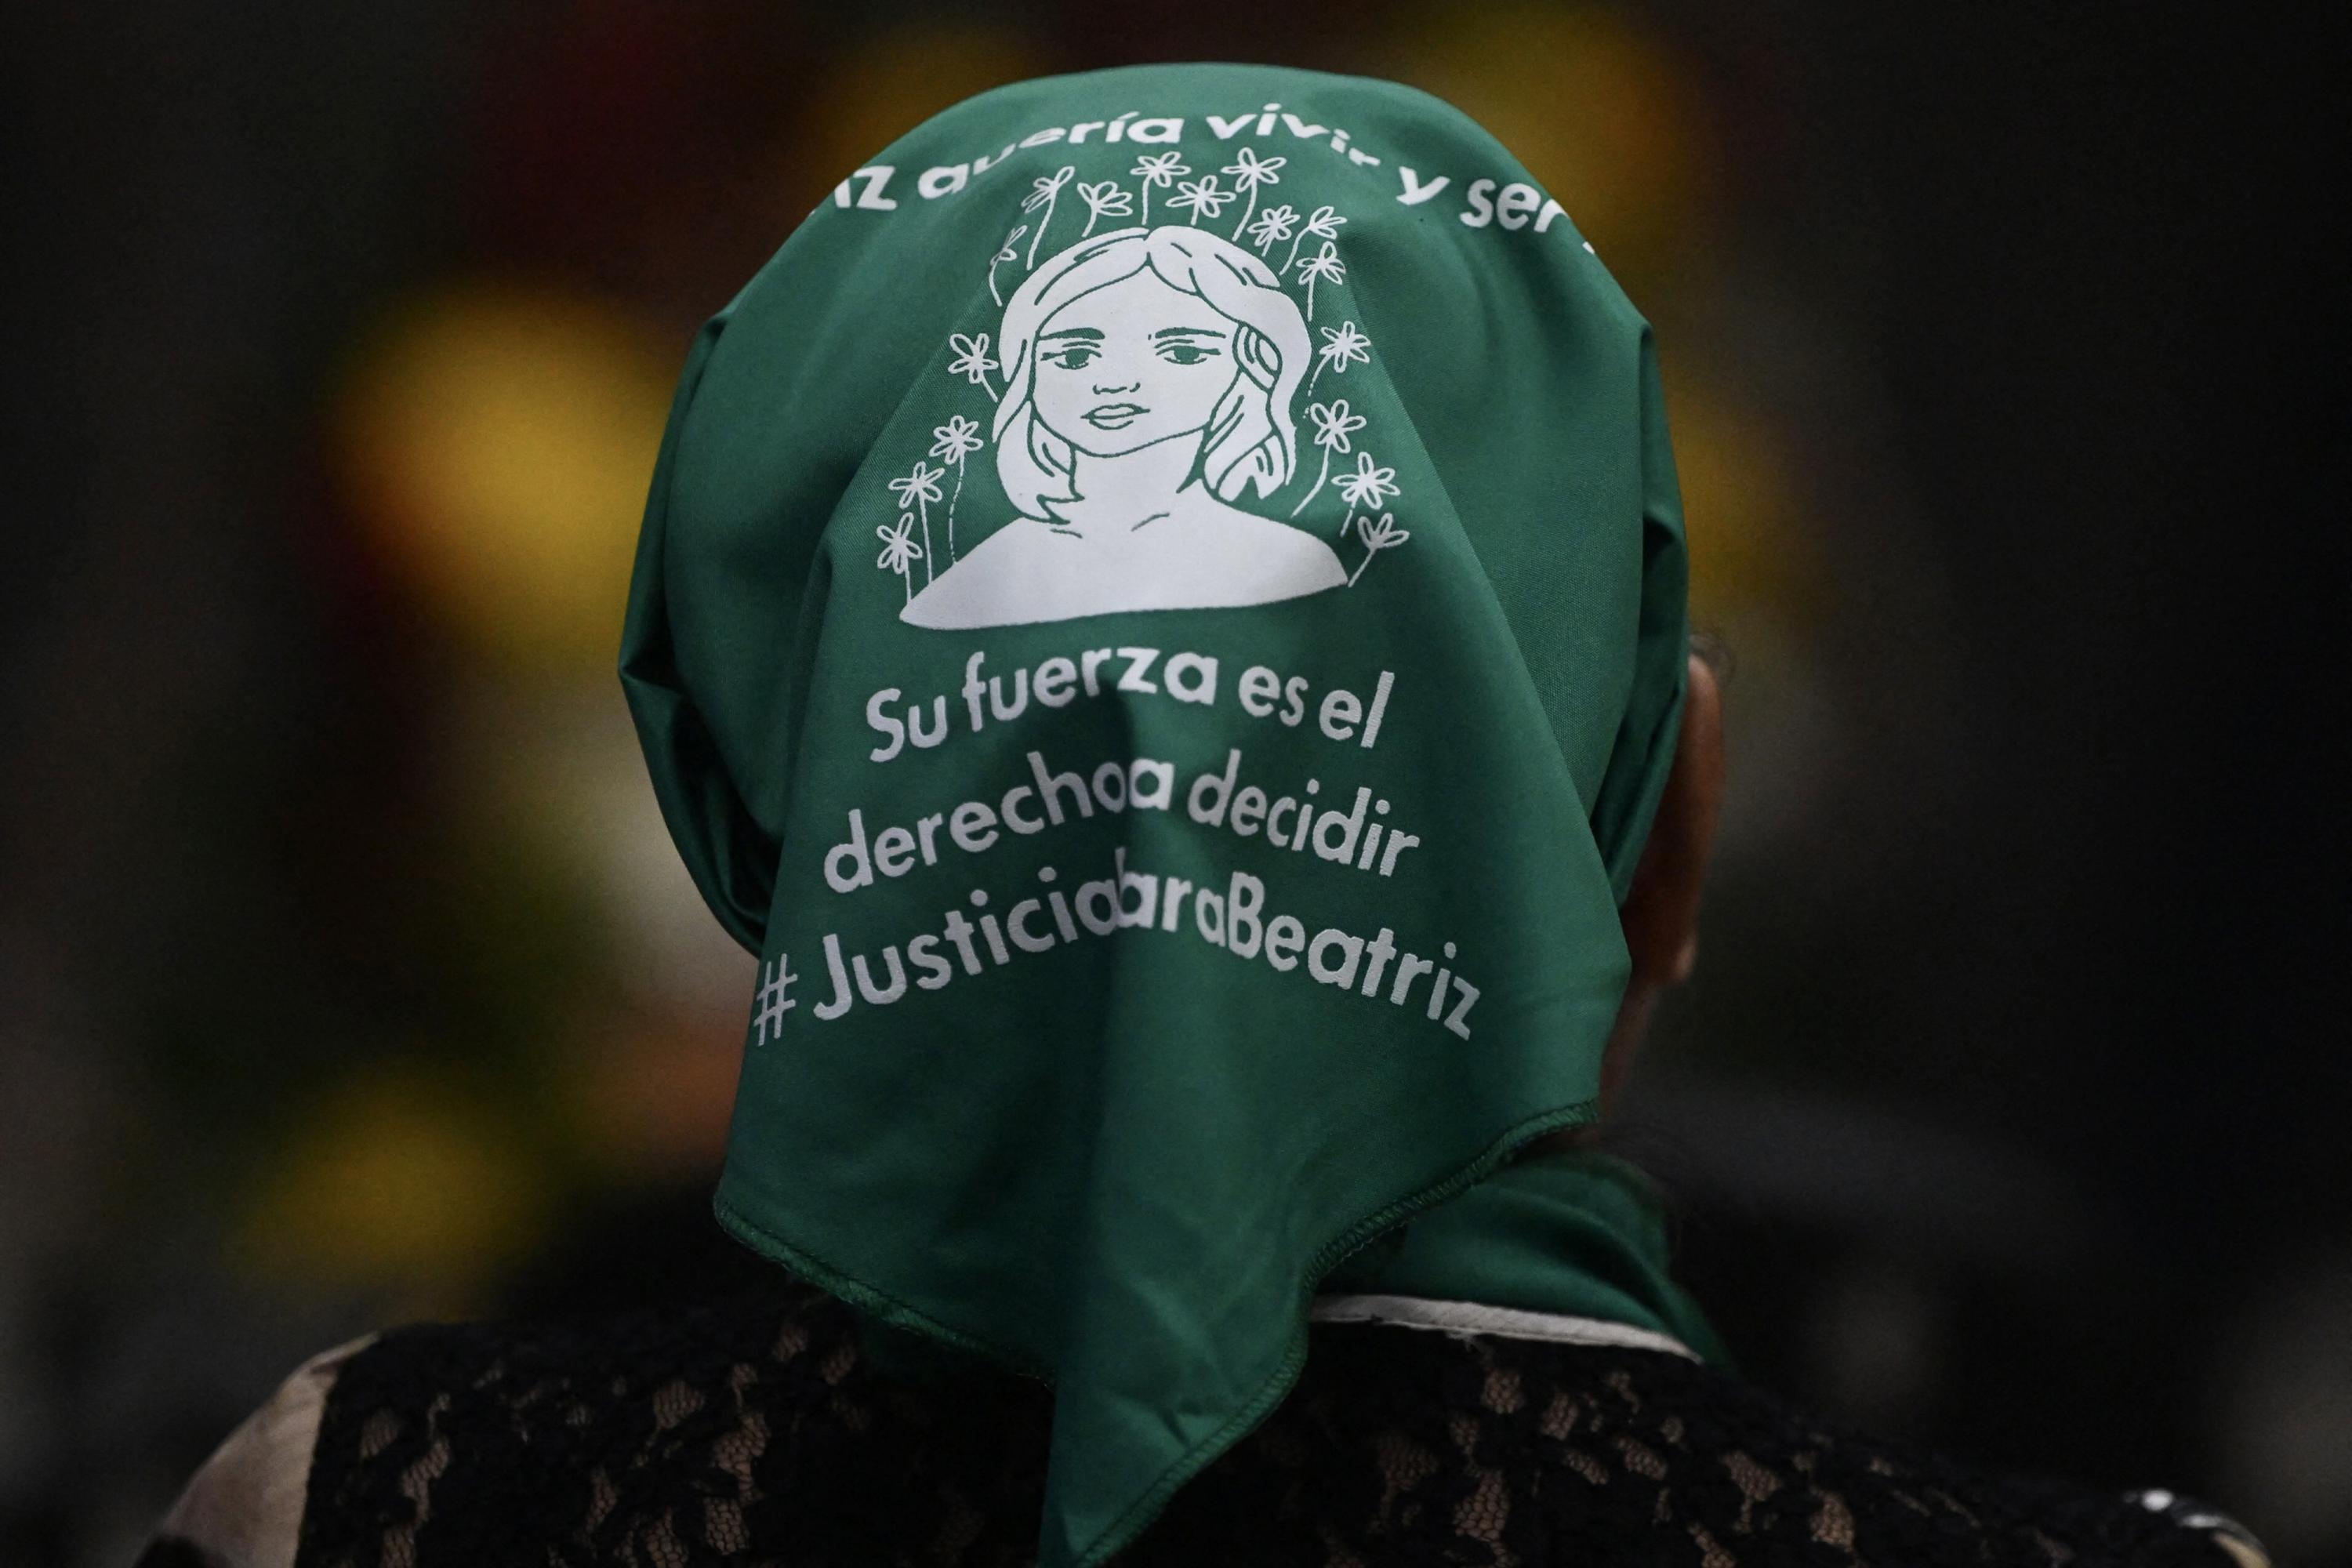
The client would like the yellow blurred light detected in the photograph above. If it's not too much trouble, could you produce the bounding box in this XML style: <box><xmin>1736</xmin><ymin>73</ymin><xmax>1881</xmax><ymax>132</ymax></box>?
<box><xmin>1661</xmin><ymin>372</ymin><xmax>1814</xmax><ymax>629</ymax></box>
<box><xmin>797</xmin><ymin>20</ymin><xmax>1050</xmax><ymax>200</ymax></box>
<box><xmin>1379</xmin><ymin>4</ymin><xmax>1708</xmax><ymax>289</ymax></box>
<box><xmin>234</xmin><ymin>1068</ymin><xmax>553</xmax><ymax>1314</ymax></box>
<box><xmin>336</xmin><ymin>285</ymin><xmax>675</xmax><ymax>670</ymax></box>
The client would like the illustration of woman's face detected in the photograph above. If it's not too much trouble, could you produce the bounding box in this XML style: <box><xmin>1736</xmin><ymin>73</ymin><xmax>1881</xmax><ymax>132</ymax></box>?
<box><xmin>1029</xmin><ymin>268</ymin><xmax>1242</xmax><ymax>459</ymax></box>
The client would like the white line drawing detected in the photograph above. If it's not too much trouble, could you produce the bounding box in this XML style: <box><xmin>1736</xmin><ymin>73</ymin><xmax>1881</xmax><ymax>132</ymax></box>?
<box><xmin>1076</xmin><ymin>180</ymin><xmax>1134</xmax><ymax>238</ymax></box>
<box><xmin>1334</xmin><ymin>449</ymin><xmax>1400</xmax><ymax>536</ymax></box>
<box><xmin>1286</xmin><ymin>205</ymin><xmax>1345</xmax><ymax>272</ymax></box>
<box><xmin>988</xmin><ymin>226</ymin><xmax>1027</xmax><ymax>306</ymax></box>
<box><xmin>1294</xmin><ymin>240</ymin><xmax>1346</xmax><ymax>321</ymax></box>
<box><xmin>1289</xmin><ymin>399</ymin><xmax>1366</xmax><ymax>517</ymax></box>
<box><xmin>1348</xmin><ymin>511</ymin><xmax>1410</xmax><ymax>586</ymax></box>
<box><xmin>946</xmin><ymin>332</ymin><xmax>1000</xmax><ymax>397</ymax></box>
<box><xmin>1131</xmin><ymin>151</ymin><xmax>1189</xmax><ymax>227</ymax></box>
<box><xmin>1222</xmin><ymin>147</ymin><xmax>1287</xmax><ymax>241</ymax></box>
<box><xmin>1245</xmin><ymin>202</ymin><xmax>1299</xmax><ymax>256</ymax></box>
<box><xmin>1167</xmin><ymin>174</ymin><xmax>1233</xmax><ymax>227</ymax></box>
<box><xmin>927</xmin><ymin>416</ymin><xmax>985</xmax><ymax>564</ymax></box>
<box><xmin>887</xmin><ymin>461</ymin><xmax>946</xmax><ymax>584</ymax></box>
<box><xmin>902</xmin><ymin>226</ymin><xmax>1345</xmax><ymax>630</ymax></box>
<box><xmin>877</xmin><ymin>514</ymin><xmax>924</xmax><ymax>604</ymax></box>
<box><xmin>1022</xmin><ymin>165</ymin><xmax>1076</xmax><ymax>268</ymax></box>
<box><xmin>1306</xmin><ymin>319</ymin><xmax>1371</xmax><ymax>396</ymax></box>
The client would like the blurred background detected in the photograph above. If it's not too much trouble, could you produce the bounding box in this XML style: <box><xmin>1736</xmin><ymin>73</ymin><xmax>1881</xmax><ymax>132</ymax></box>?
<box><xmin>1</xmin><ymin>2</ymin><xmax>2342</xmax><ymax>1563</ymax></box>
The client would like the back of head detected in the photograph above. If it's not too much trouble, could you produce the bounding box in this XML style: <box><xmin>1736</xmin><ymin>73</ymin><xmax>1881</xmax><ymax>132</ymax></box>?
<box><xmin>622</xmin><ymin>62</ymin><xmax>1688</xmax><ymax>1567</ymax></box>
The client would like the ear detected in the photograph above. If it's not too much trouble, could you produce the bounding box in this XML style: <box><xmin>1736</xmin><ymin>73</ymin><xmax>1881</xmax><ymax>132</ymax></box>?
<box><xmin>1597</xmin><ymin>652</ymin><xmax>1726</xmax><ymax>1108</ymax></box>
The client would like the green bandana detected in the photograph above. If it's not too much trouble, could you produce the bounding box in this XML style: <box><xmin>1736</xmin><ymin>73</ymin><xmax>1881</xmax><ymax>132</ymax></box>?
<box><xmin>622</xmin><ymin>64</ymin><xmax>1690</xmax><ymax>1566</ymax></box>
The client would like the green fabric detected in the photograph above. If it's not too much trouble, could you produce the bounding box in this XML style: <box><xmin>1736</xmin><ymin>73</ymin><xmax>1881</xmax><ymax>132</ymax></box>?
<box><xmin>621</xmin><ymin>63</ymin><xmax>1690</xmax><ymax>1567</ymax></box>
<box><xmin>1324</xmin><ymin>1150</ymin><xmax>1731</xmax><ymax>1366</ymax></box>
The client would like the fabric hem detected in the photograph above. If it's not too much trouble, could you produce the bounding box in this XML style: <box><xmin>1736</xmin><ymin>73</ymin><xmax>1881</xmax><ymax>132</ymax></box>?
<box><xmin>713</xmin><ymin>1189</ymin><xmax>1055</xmax><ymax>1381</ymax></box>
<box><xmin>1069</xmin><ymin>1094</ymin><xmax>1600</xmax><ymax>1567</ymax></box>
<box><xmin>717</xmin><ymin>1097</ymin><xmax>1602</xmax><ymax>1567</ymax></box>
<box><xmin>1309</xmin><ymin>1294</ymin><xmax>1697</xmax><ymax>1359</ymax></box>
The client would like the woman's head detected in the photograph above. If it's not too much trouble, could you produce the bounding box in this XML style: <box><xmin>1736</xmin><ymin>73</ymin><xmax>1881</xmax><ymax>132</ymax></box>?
<box><xmin>993</xmin><ymin>226</ymin><xmax>1309</xmax><ymax>517</ymax></box>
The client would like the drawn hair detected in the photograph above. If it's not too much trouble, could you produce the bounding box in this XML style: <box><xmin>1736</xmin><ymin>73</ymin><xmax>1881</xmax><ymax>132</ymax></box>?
<box><xmin>993</xmin><ymin>226</ymin><xmax>1309</xmax><ymax>518</ymax></box>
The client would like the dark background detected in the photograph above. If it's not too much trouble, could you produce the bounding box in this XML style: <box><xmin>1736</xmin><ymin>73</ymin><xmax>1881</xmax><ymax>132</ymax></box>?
<box><xmin>2</xmin><ymin>3</ymin><xmax>2343</xmax><ymax>1563</ymax></box>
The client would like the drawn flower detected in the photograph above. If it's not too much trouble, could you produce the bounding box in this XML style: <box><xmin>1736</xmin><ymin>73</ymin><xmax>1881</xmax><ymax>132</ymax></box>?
<box><xmin>987</xmin><ymin>227</ymin><xmax>1026</xmax><ymax>307</ymax></box>
<box><xmin>1021</xmin><ymin>165</ymin><xmax>1073</xmax><ymax>212</ymax></box>
<box><xmin>1221</xmin><ymin>146</ymin><xmax>1287</xmax><ymax>239</ymax></box>
<box><xmin>876</xmin><ymin>514</ymin><xmax>924</xmax><ymax>603</ymax></box>
<box><xmin>1334</xmin><ymin>450</ymin><xmax>1400</xmax><ymax>535</ymax></box>
<box><xmin>1131</xmin><ymin>151</ymin><xmax>1190</xmax><ymax>226</ymax></box>
<box><xmin>1294</xmin><ymin>239</ymin><xmax>1347</xmax><ymax>321</ymax></box>
<box><xmin>1289</xmin><ymin>399</ymin><xmax>1367</xmax><ymax>517</ymax></box>
<box><xmin>928</xmin><ymin>416</ymin><xmax>985</xmax><ymax>564</ymax></box>
<box><xmin>875</xmin><ymin>516</ymin><xmax>923</xmax><ymax>572</ymax></box>
<box><xmin>1167</xmin><ymin>174</ymin><xmax>1232</xmax><ymax>226</ymax></box>
<box><xmin>1318</xmin><ymin>321</ymin><xmax>1373</xmax><ymax>369</ymax></box>
<box><xmin>1245</xmin><ymin>202</ymin><xmax>1299</xmax><ymax>255</ymax></box>
<box><xmin>887</xmin><ymin>462</ymin><xmax>946</xmax><ymax>585</ymax></box>
<box><xmin>1306</xmin><ymin>318</ymin><xmax>1372</xmax><ymax>394</ymax></box>
<box><xmin>1286</xmin><ymin>204</ymin><xmax>1347</xmax><ymax>270</ymax></box>
<box><xmin>1022</xmin><ymin>165</ymin><xmax>1077</xmax><ymax>267</ymax></box>
<box><xmin>946</xmin><ymin>332</ymin><xmax>999</xmax><ymax>395</ymax></box>
<box><xmin>1308</xmin><ymin>399</ymin><xmax>1367</xmax><ymax>452</ymax></box>
<box><xmin>887</xmin><ymin>461</ymin><xmax>946</xmax><ymax>513</ymax></box>
<box><xmin>928</xmin><ymin>415</ymin><xmax>984</xmax><ymax>465</ymax></box>
<box><xmin>1348</xmin><ymin>511</ymin><xmax>1410</xmax><ymax>586</ymax></box>
<box><xmin>1076</xmin><ymin>180</ymin><xmax>1134</xmax><ymax>238</ymax></box>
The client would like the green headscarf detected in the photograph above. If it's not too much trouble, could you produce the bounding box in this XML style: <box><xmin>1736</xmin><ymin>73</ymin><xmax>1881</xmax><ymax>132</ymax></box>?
<box><xmin>622</xmin><ymin>64</ymin><xmax>1689</xmax><ymax>1566</ymax></box>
